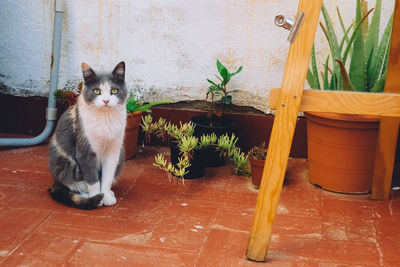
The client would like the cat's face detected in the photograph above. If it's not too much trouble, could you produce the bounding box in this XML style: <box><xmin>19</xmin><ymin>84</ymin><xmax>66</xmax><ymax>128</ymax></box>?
<box><xmin>81</xmin><ymin>62</ymin><xmax>128</xmax><ymax>109</ymax></box>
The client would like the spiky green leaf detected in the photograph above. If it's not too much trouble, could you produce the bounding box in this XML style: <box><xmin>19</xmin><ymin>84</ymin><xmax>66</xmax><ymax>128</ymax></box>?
<box><xmin>336</xmin><ymin>59</ymin><xmax>356</xmax><ymax>91</ymax></box>
<box><xmin>349</xmin><ymin>0</ymin><xmax>366</xmax><ymax>91</ymax></box>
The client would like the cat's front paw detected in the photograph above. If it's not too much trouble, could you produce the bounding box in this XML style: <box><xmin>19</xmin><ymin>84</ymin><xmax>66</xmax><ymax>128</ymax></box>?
<box><xmin>102</xmin><ymin>190</ymin><xmax>117</xmax><ymax>206</ymax></box>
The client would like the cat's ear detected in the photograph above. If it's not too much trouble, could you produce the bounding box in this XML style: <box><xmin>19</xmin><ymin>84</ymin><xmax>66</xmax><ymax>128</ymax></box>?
<box><xmin>81</xmin><ymin>62</ymin><xmax>98</xmax><ymax>84</ymax></box>
<box><xmin>112</xmin><ymin>61</ymin><xmax>125</xmax><ymax>82</ymax></box>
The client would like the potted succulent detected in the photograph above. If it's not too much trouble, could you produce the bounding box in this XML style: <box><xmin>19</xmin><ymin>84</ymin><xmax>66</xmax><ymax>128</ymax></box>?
<box><xmin>247</xmin><ymin>143</ymin><xmax>268</xmax><ymax>188</ymax></box>
<box><xmin>305</xmin><ymin>0</ymin><xmax>393</xmax><ymax>193</ymax></box>
<box><xmin>142</xmin><ymin>114</ymin><xmax>249</xmax><ymax>182</ymax></box>
<box><xmin>191</xmin><ymin>59</ymin><xmax>243</xmax><ymax>167</ymax></box>
<box><xmin>124</xmin><ymin>95</ymin><xmax>170</xmax><ymax>159</ymax></box>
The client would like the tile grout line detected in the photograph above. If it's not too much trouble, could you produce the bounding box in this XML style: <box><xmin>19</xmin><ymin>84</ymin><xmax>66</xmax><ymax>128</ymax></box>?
<box><xmin>4</xmin><ymin>209</ymin><xmax>55</xmax><ymax>259</ymax></box>
<box><xmin>193</xmin><ymin>208</ymin><xmax>220</xmax><ymax>267</ymax></box>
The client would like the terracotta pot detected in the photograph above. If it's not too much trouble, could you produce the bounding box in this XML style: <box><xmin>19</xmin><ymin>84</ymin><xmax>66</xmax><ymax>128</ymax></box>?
<box><xmin>305</xmin><ymin>112</ymin><xmax>380</xmax><ymax>194</ymax></box>
<box><xmin>124</xmin><ymin>111</ymin><xmax>143</xmax><ymax>160</ymax></box>
<box><xmin>249</xmin><ymin>158</ymin><xmax>265</xmax><ymax>188</ymax></box>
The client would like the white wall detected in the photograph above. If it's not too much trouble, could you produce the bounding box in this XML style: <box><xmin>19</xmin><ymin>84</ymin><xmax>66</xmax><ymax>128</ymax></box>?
<box><xmin>0</xmin><ymin>0</ymin><xmax>394</xmax><ymax>113</ymax></box>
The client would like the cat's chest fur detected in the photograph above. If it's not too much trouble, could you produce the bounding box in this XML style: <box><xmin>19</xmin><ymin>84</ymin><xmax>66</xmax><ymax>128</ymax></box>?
<box><xmin>78</xmin><ymin>97</ymin><xmax>126</xmax><ymax>156</ymax></box>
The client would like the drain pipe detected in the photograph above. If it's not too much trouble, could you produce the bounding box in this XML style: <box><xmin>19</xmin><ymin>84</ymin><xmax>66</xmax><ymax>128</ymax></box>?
<box><xmin>0</xmin><ymin>0</ymin><xmax>63</xmax><ymax>147</ymax></box>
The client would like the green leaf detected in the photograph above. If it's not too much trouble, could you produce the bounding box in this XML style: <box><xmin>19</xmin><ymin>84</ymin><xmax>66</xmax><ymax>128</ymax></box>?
<box><xmin>349</xmin><ymin>0</ymin><xmax>366</xmax><ymax>91</ymax></box>
<box><xmin>219</xmin><ymin>67</ymin><xmax>229</xmax><ymax>82</ymax></box>
<box><xmin>207</xmin><ymin>79</ymin><xmax>218</xmax><ymax>86</ymax></box>
<box><xmin>321</xmin><ymin>3</ymin><xmax>342</xmax><ymax>90</ymax></box>
<box><xmin>337</xmin><ymin>6</ymin><xmax>350</xmax><ymax>45</ymax></box>
<box><xmin>339</xmin><ymin>22</ymin><xmax>354</xmax><ymax>53</ymax></box>
<box><xmin>216</xmin><ymin>60</ymin><xmax>225</xmax><ymax>73</ymax></box>
<box><xmin>342</xmin><ymin>8</ymin><xmax>374</xmax><ymax>65</ymax></box>
<box><xmin>370</xmin><ymin>71</ymin><xmax>386</xmax><ymax>92</ymax></box>
<box><xmin>369</xmin><ymin>13</ymin><xmax>393</xmax><ymax>89</ymax></box>
<box><xmin>311</xmin><ymin>45</ymin><xmax>321</xmax><ymax>89</ymax></box>
<box><xmin>323</xmin><ymin>56</ymin><xmax>330</xmax><ymax>90</ymax></box>
<box><xmin>365</xmin><ymin>0</ymin><xmax>381</xmax><ymax>65</ymax></box>
<box><xmin>336</xmin><ymin>59</ymin><xmax>356</xmax><ymax>91</ymax></box>
<box><xmin>306</xmin><ymin>68</ymin><xmax>315</xmax><ymax>89</ymax></box>
<box><xmin>231</xmin><ymin>66</ymin><xmax>243</xmax><ymax>76</ymax></box>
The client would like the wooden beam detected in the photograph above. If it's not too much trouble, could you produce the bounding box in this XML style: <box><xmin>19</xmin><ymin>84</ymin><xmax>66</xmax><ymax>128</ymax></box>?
<box><xmin>269</xmin><ymin>88</ymin><xmax>400</xmax><ymax>117</ymax></box>
<box><xmin>372</xmin><ymin>0</ymin><xmax>400</xmax><ymax>200</ymax></box>
<box><xmin>246</xmin><ymin>0</ymin><xmax>322</xmax><ymax>261</ymax></box>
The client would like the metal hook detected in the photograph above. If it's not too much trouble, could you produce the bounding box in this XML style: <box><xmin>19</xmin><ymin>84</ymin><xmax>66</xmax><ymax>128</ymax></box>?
<box><xmin>274</xmin><ymin>12</ymin><xmax>306</xmax><ymax>43</ymax></box>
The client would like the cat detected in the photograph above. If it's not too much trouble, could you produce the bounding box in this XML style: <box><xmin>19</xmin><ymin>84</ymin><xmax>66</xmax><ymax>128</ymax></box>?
<box><xmin>48</xmin><ymin>61</ymin><xmax>128</xmax><ymax>209</ymax></box>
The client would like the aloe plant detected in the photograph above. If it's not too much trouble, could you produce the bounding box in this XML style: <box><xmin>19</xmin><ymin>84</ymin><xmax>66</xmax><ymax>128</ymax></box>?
<box><xmin>307</xmin><ymin>0</ymin><xmax>393</xmax><ymax>92</ymax></box>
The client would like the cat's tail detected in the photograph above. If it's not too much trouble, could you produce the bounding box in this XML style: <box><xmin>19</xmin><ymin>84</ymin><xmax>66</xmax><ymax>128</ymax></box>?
<box><xmin>48</xmin><ymin>182</ymin><xmax>104</xmax><ymax>210</ymax></box>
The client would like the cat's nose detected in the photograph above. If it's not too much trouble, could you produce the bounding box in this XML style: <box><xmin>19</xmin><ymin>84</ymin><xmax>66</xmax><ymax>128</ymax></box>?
<box><xmin>103</xmin><ymin>99</ymin><xmax>110</xmax><ymax>105</ymax></box>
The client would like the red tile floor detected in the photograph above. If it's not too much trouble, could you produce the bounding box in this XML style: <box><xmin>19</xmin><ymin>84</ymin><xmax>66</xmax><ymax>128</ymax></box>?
<box><xmin>0</xmin><ymin>144</ymin><xmax>400</xmax><ymax>266</ymax></box>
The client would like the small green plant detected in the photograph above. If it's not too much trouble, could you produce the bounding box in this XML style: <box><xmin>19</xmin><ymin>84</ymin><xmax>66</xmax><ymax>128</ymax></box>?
<box><xmin>248</xmin><ymin>143</ymin><xmax>267</xmax><ymax>161</ymax></box>
<box><xmin>206</xmin><ymin>60</ymin><xmax>242</xmax><ymax>105</ymax></box>
<box><xmin>231</xmin><ymin>148</ymin><xmax>249</xmax><ymax>176</ymax></box>
<box><xmin>153</xmin><ymin>154</ymin><xmax>190</xmax><ymax>183</ymax></box>
<box><xmin>307</xmin><ymin>0</ymin><xmax>393</xmax><ymax>92</ymax></box>
<box><xmin>142</xmin><ymin>115</ymin><xmax>250</xmax><ymax>181</ymax></box>
<box><xmin>126</xmin><ymin>94</ymin><xmax>171</xmax><ymax>114</ymax></box>
<box><xmin>178</xmin><ymin>136</ymin><xmax>199</xmax><ymax>160</ymax></box>
<box><xmin>199</xmin><ymin>133</ymin><xmax>218</xmax><ymax>148</ymax></box>
<box><xmin>141</xmin><ymin>114</ymin><xmax>196</xmax><ymax>144</ymax></box>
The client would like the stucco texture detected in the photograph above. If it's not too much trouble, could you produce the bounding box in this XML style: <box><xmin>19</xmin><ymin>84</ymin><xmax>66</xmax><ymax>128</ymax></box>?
<box><xmin>0</xmin><ymin>0</ymin><xmax>395</xmax><ymax>113</ymax></box>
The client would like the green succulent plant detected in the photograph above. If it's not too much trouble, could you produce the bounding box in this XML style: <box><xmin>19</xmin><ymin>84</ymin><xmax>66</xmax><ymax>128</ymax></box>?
<box><xmin>307</xmin><ymin>0</ymin><xmax>393</xmax><ymax>92</ymax></box>
<box><xmin>142</xmin><ymin>115</ymin><xmax>250</xmax><ymax>181</ymax></box>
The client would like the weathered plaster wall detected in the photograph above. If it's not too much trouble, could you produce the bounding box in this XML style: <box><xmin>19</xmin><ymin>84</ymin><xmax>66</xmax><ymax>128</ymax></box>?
<box><xmin>0</xmin><ymin>0</ymin><xmax>394</xmax><ymax>113</ymax></box>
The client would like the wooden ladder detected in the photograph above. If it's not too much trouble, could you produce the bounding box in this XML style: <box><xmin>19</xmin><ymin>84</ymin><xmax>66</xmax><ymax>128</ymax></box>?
<box><xmin>246</xmin><ymin>0</ymin><xmax>400</xmax><ymax>262</ymax></box>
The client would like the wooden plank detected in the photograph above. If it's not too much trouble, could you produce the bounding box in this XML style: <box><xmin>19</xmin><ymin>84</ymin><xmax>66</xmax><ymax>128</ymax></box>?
<box><xmin>246</xmin><ymin>0</ymin><xmax>322</xmax><ymax>262</ymax></box>
<box><xmin>268</xmin><ymin>88</ymin><xmax>400</xmax><ymax>116</ymax></box>
<box><xmin>372</xmin><ymin>0</ymin><xmax>400</xmax><ymax>200</ymax></box>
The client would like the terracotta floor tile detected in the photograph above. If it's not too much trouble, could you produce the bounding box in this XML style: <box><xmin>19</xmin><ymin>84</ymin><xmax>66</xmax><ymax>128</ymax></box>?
<box><xmin>0</xmin><ymin>168</ymin><xmax>52</xmax><ymax>188</ymax></box>
<box><xmin>197</xmin><ymin>229</ymin><xmax>255</xmax><ymax>267</ymax></box>
<box><xmin>0</xmin><ymin>184</ymin><xmax>25</xmax><ymax>207</ymax></box>
<box><xmin>212</xmin><ymin>208</ymin><xmax>255</xmax><ymax>233</ymax></box>
<box><xmin>39</xmin><ymin>213</ymin><xmax>156</xmax><ymax>246</ymax></box>
<box><xmin>147</xmin><ymin>202</ymin><xmax>217</xmax><ymax>250</ymax></box>
<box><xmin>0</xmin><ymin>208</ymin><xmax>51</xmax><ymax>261</ymax></box>
<box><xmin>1</xmin><ymin>232</ymin><xmax>80</xmax><ymax>266</ymax></box>
<box><xmin>279</xmin><ymin>182</ymin><xmax>322</xmax><ymax>218</ymax></box>
<box><xmin>374</xmin><ymin>216</ymin><xmax>400</xmax><ymax>265</ymax></box>
<box><xmin>273</xmin><ymin>214</ymin><xmax>323</xmax><ymax>239</ymax></box>
<box><xmin>1</xmin><ymin>144</ymin><xmax>400</xmax><ymax>266</ymax></box>
<box><xmin>68</xmin><ymin>241</ymin><xmax>198</xmax><ymax>267</ymax></box>
<box><xmin>268</xmin><ymin>237</ymin><xmax>381</xmax><ymax>266</ymax></box>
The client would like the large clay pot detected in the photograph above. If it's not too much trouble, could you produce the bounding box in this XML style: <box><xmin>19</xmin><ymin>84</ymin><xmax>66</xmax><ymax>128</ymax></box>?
<box><xmin>124</xmin><ymin>111</ymin><xmax>143</xmax><ymax>160</ymax></box>
<box><xmin>249</xmin><ymin>158</ymin><xmax>265</xmax><ymax>188</ymax></box>
<box><xmin>190</xmin><ymin>114</ymin><xmax>236</xmax><ymax>167</ymax></box>
<box><xmin>305</xmin><ymin>112</ymin><xmax>380</xmax><ymax>194</ymax></box>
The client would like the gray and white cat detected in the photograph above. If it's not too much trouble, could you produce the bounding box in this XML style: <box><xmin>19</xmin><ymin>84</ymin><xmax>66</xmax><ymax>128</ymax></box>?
<box><xmin>48</xmin><ymin>62</ymin><xmax>128</xmax><ymax>209</ymax></box>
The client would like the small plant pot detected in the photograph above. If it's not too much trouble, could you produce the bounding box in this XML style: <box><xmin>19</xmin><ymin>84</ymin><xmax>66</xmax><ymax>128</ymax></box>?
<box><xmin>169</xmin><ymin>141</ymin><xmax>205</xmax><ymax>179</ymax></box>
<box><xmin>190</xmin><ymin>114</ymin><xmax>236</xmax><ymax>167</ymax></box>
<box><xmin>249</xmin><ymin>158</ymin><xmax>265</xmax><ymax>188</ymax></box>
<box><xmin>124</xmin><ymin>111</ymin><xmax>143</xmax><ymax>160</ymax></box>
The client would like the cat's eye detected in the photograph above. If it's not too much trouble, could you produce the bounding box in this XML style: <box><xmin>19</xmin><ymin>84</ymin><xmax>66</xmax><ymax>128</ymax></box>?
<box><xmin>93</xmin><ymin>88</ymin><xmax>101</xmax><ymax>95</ymax></box>
<box><xmin>111</xmin><ymin>88</ymin><xmax>119</xmax><ymax>95</ymax></box>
